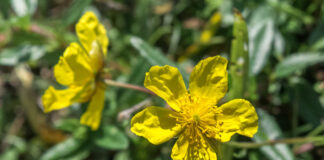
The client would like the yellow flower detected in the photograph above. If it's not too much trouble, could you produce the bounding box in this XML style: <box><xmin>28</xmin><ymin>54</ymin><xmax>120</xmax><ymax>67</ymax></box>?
<box><xmin>42</xmin><ymin>12</ymin><xmax>109</xmax><ymax>130</ymax></box>
<box><xmin>131</xmin><ymin>56</ymin><xmax>258</xmax><ymax>159</ymax></box>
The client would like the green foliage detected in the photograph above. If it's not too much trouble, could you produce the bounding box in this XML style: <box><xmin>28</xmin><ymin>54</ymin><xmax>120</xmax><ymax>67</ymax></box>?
<box><xmin>1</xmin><ymin>0</ymin><xmax>324</xmax><ymax>159</ymax></box>
<box><xmin>275</xmin><ymin>53</ymin><xmax>324</xmax><ymax>78</ymax></box>
<box><xmin>253</xmin><ymin>109</ymin><xmax>294</xmax><ymax>160</ymax></box>
<box><xmin>130</xmin><ymin>36</ymin><xmax>189</xmax><ymax>84</ymax></box>
<box><xmin>94</xmin><ymin>125</ymin><xmax>129</xmax><ymax>150</ymax></box>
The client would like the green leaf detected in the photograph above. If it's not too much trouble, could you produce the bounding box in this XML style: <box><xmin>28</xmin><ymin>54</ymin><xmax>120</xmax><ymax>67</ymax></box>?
<box><xmin>291</xmin><ymin>78</ymin><xmax>324</xmax><ymax>126</ymax></box>
<box><xmin>54</xmin><ymin>118</ymin><xmax>80</xmax><ymax>133</ymax></box>
<box><xmin>10</xmin><ymin>0</ymin><xmax>37</xmax><ymax>17</ymax></box>
<box><xmin>0</xmin><ymin>0</ymin><xmax>11</xmax><ymax>17</ymax></box>
<box><xmin>0</xmin><ymin>45</ymin><xmax>45</xmax><ymax>66</ymax></box>
<box><xmin>249</xmin><ymin>19</ymin><xmax>275</xmax><ymax>75</ymax></box>
<box><xmin>114</xmin><ymin>151</ymin><xmax>130</xmax><ymax>160</ymax></box>
<box><xmin>267</xmin><ymin>0</ymin><xmax>314</xmax><ymax>25</ymax></box>
<box><xmin>274</xmin><ymin>53</ymin><xmax>324</xmax><ymax>78</ymax></box>
<box><xmin>40</xmin><ymin>127</ymin><xmax>89</xmax><ymax>160</ymax></box>
<box><xmin>130</xmin><ymin>36</ymin><xmax>189</xmax><ymax>84</ymax></box>
<box><xmin>253</xmin><ymin>109</ymin><xmax>294</xmax><ymax>160</ymax></box>
<box><xmin>94</xmin><ymin>125</ymin><xmax>129</xmax><ymax>150</ymax></box>
<box><xmin>40</xmin><ymin>137</ymin><xmax>88</xmax><ymax>160</ymax></box>
<box><xmin>0</xmin><ymin>136</ymin><xmax>26</xmax><ymax>160</ymax></box>
<box><xmin>63</xmin><ymin>0</ymin><xmax>92</xmax><ymax>26</ymax></box>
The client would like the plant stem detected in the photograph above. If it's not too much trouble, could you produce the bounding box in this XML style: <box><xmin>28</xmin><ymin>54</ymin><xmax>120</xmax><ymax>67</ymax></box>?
<box><xmin>103</xmin><ymin>79</ymin><xmax>155</xmax><ymax>95</ymax></box>
<box><xmin>15</xmin><ymin>65</ymin><xmax>67</xmax><ymax>144</ymax></box>
<box><xmin>226</xmin><ymin>136</ymin><xmax>324</xmax><ymax>148</ymax></box>
<box><xmin>224</xmin><ymin>10</ymin><xmax>250</xmax><ymax>160</ymax></box>
<box><xmin>117</xmin><ymin>98</ymin><xmax>152</xmax><ymax>121</ymax></box>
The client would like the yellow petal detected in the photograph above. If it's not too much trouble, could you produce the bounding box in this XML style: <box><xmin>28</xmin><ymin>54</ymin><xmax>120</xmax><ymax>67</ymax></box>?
<box><xmin>171</xmin><ymin>133</ymin><xmax>189</xmax><ymax>160</ymax></box>
<box><xmin>76</xmin><ymin>12</ymin><xmax>109</xmax><ymax>55</ymax></box>
<box><xmin>42</xmin><ymin>83</ymin><xmax>94</xmax><ymax>113</ymax></box>
<box><xmin>54</xmin><ymin>43</ymin><xmax>93</xmax><ymax>86</ymax></box>
<box><xmin>131</xmin><ymin>106</ymin><xmax>183</xmax><ymax>145</ymax></box>
<box><xmin>215</xmin><ymin>99</ymin><xmax>258</xmax><ymax>142</ymax></box>
<box><xmin>144</xmin><ymin>65</ymin><xmax>188</xmax><ymax>112</ymax></box>
<box><xmin>189</xmin><ymin>56</ymin><xmax>228</xmax><ymax>104</ymax></box>
<box><xmin>172</xmin><ymin>129</ymin><xmax>217</xmax><ymax>160</ymax></box>
<box><xmin>80</xmin><ymin>82</ymin><xmax>106</xmax><ymax>130</ymax></box>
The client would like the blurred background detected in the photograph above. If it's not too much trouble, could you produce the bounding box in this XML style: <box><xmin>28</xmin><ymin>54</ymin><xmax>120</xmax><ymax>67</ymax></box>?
<box><xmin>0</xmin><ymin>0</ymin><xmax>324</xmax><ymax>159</ymax></box>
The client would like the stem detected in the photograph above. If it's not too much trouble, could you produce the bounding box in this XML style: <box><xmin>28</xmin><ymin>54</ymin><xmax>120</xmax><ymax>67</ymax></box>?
<box><xmin>103</xmin><ymin>79</ymin><xmax>155</xmax><ymax>95</ymax></box>
<box><xmin>15</xmin><ymin>65</ymin><xmax>67</xmax><ymax>144</ymax></box>
<box><xmin>226</xmin><ymin>136</ymin><xmax>324</xmax><ymax>148</ymax></box>
<box><xmin>224</xmin><ymin>10</ymin><xmax>250</xmax><ymax>160</ymax></box>
<box><xmin>117</xmin><ymin>98</ymin><xmax>152</xmax><ymax>121</ymax></box>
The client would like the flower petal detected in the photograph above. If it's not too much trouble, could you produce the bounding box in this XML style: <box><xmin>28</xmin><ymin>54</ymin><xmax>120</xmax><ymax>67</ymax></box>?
<box><xmin>189</xmin><ymin>56</ymin><xmax>228</xmax><ymax>104</ymax></box>
<box><xmin>76</xmin><ymin>12</ymin><xmax>109</xmax><ymax>55</ymax></box>
<box><xmin>42</xmin><ymin>83</ymin><xmax>94</xmax><ymax>113</ymax></box>
<box><xmin>80</xmin><ymin>82</ymin><xmax>106</xmax><ymax>130</ymax></box>
<box><xmin>172</xmin><ymin>130</ymin><xmax>217</xmax><ymax>160</ymax></box>
<box><xmin>54</xmin><ymin>43</ymin><xmax>93</xmax><ymax>86</ymax></box>
<box><xmin>171</xmin><ymin>133</ymin><xmax>189</xmax><ymax>160</ymax></box>
<box><xmin>144</xmin><ymin>65</ymin><xmax>188</xmax><ymax>112</ymax></box>
<box><xmin>131</xmin><ymin>106</ymin><xmax>183</xmax><ymax>145</ymax></box>
<box><xmin>215</xmin><ymin>99</ymin><xmax>258</xmax><ymax>142</ymax></box>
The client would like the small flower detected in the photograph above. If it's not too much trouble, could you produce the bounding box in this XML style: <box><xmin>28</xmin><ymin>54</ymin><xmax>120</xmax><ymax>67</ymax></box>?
<box><xmin>42</xmin><ymin>12</ymin><xmax>109</xmax><ymax>130</ymax></box>
<box><xmin>131</xmin><ymin>56</ymin><xmax>258</xmax><ymax>159</ymax></box>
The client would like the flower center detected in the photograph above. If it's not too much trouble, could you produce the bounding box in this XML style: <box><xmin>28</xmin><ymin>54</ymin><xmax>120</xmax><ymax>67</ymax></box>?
<box><xmin>193</xmin><ymin>114</ymin><xmax>200</xmax><ymax>123</ymax></box>
<box><xmin>174</xmin><ymin>94</ymin><xmax>221</xmax><ymax>140</ymax></box>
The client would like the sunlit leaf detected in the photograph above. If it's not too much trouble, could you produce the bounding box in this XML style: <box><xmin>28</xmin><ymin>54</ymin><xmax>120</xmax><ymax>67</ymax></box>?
<box><xmin>0</xmin><ymin>45</ymin><xmax>45</xmax><ymax>66</ymax></box>
<box><xmin>10</xmin><ymin>0</ymin><xmax>37</xmax><ymax>17</ymax></box>
<box><xmin>253</xmin><ymin>109</ymin><xmax>295</xmax><ymax>160</ymax></box>
<box><xmin>249</xmin><ymin>20</ymin><xmax>275</xmax><ymax>75</ymax></box>
<box><xmin>275</xmin><ymin>53</ymin><xmax>324</xmax><ymax>78</ymax></box>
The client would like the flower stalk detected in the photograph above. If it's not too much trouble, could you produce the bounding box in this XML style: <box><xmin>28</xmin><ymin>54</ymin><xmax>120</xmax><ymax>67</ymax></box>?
<box><xmin>103</xmin><ymin>79</ymin><xmax>155</xmax><ymax>95</ymax></box>
<box><xmin>226</xmin><ymin>136</ymin><xmax>324</xmax><ymax>148</ymax></box>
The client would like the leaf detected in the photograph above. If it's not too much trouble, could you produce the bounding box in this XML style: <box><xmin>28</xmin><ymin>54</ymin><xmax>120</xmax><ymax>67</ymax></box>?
<box><xmin>0</xmin><ymin>0</ymin><xmax>11</xmax><ymax>17</ymax></box>
<box><xmin>253</xmin><ymin>108</ymin><xmax>295</xmax><ymax>160</ymax></box>
<box><xmin>291</xmin><ymin>78</ymin><xmax>324</xmax><ymax>126</ymax></box>
<box><xmin>0</xmin><ymin>45</ymin><xmax>45</xmax><ymax>66</ymax></box>
<box><xmin>0</xmin><ymin>136</ymin><xmax>26</xmax><ymax>160</ymax></box>
<box><xmin>130</xmin><ymin>36</ymin><xmax>189</xmax><ymax>84</ymax></box>
<box><xmin>309</xmin><ymin>21</ymin><xmax>324</xmax><ymax>44</ymax></box>
<box><xmin>10</xmin><ymin>0</ymin><xmax>37</xmax><ymax>17</ymax></box>
<box><xmin>54</xmin><ymin>118</ymin><xmax>80</xmax><ymax>133</ymax></box>
<box><xmin>249</xmin><ymin>19</ymin><xmax>275</xmax><ymax>75</ymax></box>
<box><xmin>94</xmin><ymin>125</ymin><xmax>129</xmax><ymax>150</ymax></box>
<box><xmin>40</xmin><ymin>127</ymin><xmax>89</xmax><ymax>160</ymax></box>
<box><xmin>274</xmin><ymin>53</ymin><xmax>324</xmax><ymax>78</ymax></box>
<box><xmin>63</xmin><ymin>0</ymin><xmax>92</xmax><ymax>26</ymax></box>
<box><xmin>40</xmin><ymin>137</ymin><xmax>88</xmax><ymax>160</ymax></box>
<box><xmin>273</xmin><ymin>30</ymin><xmax>285</xmax><ymax>59</ymax></box>
<box><xmin>113</xmin><ymin>151</ymin><xmax>130</xmax><ymax>160</ymax></box>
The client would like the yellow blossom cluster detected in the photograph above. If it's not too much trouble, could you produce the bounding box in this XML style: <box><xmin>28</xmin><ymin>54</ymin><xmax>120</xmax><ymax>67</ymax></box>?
<box><xmin>42</xmin><ymin>12</ymin><xmax>108</xmax><ymax>130</ymax></box>
<box><xmin>42</xmin><ymin>11</ymin><xmax>258</xmax><ymax>160</ymax></box>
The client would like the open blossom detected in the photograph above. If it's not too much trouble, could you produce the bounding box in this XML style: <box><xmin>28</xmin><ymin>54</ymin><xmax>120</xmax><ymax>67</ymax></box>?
<box><xmin>131</xmin><ymin>56</ymin><xmax>258</xmax><ymax>159</ymax></box>
<box><xmin>42</xmin><ymin>12</ymin><xmax>109</xmax><ymax>130</ymax></box>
